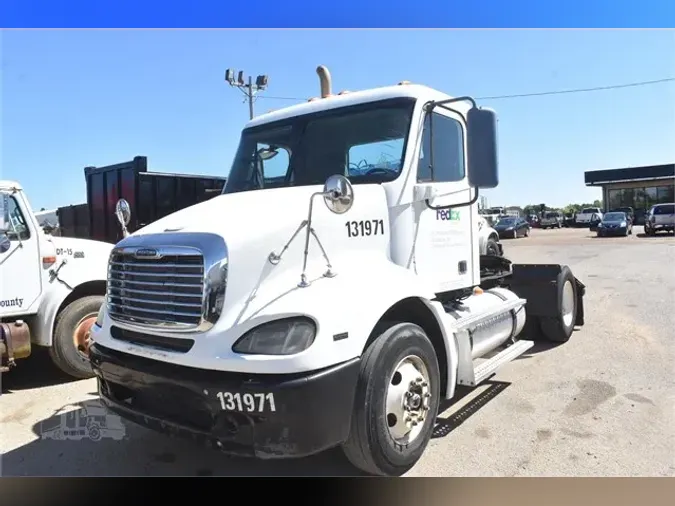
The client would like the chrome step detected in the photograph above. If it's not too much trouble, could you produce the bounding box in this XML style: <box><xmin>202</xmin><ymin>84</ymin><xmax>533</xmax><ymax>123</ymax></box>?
<box><xmin>458</xmin><ymin>339</ymin><xmax>534</xmax><ymax>387</ymax></box>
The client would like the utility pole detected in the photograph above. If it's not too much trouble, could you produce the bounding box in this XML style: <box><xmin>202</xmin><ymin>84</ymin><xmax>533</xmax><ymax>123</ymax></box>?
<box><xmin>225</xmin><ymin>69</ymin><xmax>269</xmax><ymax>120</ymax></box>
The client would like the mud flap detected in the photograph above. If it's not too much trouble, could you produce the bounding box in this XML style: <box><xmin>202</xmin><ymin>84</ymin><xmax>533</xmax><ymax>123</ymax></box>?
<box><xmin>574</xmin><ymin>277</ymin><xmax>586</xmax><ymax>327</ymax></box>
<box><xmin>508</xmin><ymin>264</ymin><xmax>586</xmax><ymax>328</ymax></box>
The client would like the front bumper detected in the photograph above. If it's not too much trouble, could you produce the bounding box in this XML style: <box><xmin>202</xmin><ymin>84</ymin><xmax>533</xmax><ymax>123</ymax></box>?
<box><xmin>597</xmin><ymin>226</ymin><xmax>626</xmax><ymax>236</ymax></box>
<box><xmin>89</xmin><ymin>343</ymin><xmax>361</xmax><ymax>459</ymax></box>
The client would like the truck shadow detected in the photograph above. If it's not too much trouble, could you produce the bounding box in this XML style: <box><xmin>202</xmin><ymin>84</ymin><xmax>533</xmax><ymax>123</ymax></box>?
<box><xmin>1</xmin><ymin>348</ymin><xmax>81</xmax><ymax>394</ymax></box>
<box><xmin>4</xmin><ymin>381</ymin><xmax>517</xmax><ymax>476</ymax></box>
<box><xmin>433</xmin><ymin>380</ymin><xmax>511</xmax><ymax>439</ymax></box>
<box><xmin>1</xmin><ymin>399</ymin><xmax>367</xmax><ymax>476</ymax></box>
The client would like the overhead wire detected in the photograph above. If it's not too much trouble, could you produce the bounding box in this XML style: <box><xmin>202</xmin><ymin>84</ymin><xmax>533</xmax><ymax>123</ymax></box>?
<box><xmin>254</xmin><ymin>77</ymin><xmax>675</xmax><ymax>103</ymax></box>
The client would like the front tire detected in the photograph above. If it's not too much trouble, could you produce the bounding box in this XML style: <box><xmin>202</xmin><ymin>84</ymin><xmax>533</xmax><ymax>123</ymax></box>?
<box><xmin>485</xmin><ymin>237</ymin><xmax>501</xmax><ymax>256</ymax></box>
<box><xmin>49</xmin><ymin>295</ymin><xmax>104</xmax><ymax>379</ymax></box>
<box><xmin>342</xmin><ymin>322</ymin><xmax>441</xmax><ymax>476</ymax></box>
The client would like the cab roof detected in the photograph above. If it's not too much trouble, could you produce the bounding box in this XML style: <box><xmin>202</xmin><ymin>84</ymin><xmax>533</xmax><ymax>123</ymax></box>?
<box><xmin>246</xmin><ymin>83</ymin><xmax>472</xmax><ymax>129</ymax></box>
<box><xmin>0</xmin><ymin>180</ymin><xmax>22</xmax><ymax>191</ymax></box>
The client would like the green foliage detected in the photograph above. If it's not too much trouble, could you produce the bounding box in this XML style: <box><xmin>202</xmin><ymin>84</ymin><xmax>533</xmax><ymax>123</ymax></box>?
<box><xmin>522</xmin><ymin>200</ymin><xmax>602</xmax><ymax>216</ymax></box>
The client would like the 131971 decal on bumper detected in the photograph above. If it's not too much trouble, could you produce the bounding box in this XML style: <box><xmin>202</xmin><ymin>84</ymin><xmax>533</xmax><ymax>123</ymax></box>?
<box><xmin>216</xmin><ymin>392</ymin><xmax>277</xmax><ymax>413</ymax></box>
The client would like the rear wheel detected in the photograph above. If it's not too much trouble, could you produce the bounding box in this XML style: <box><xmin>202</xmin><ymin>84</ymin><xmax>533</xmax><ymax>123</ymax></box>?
<box><xmin>539</xmin><ymin>266</ymin><xmax>578</xmax><ymax>343</ymax></box>
<box><xmin>342</xmin><ymin>322</ymin><xmax>441</xmax><ymax>476</ymax></box>
<box><xmin>49</xmin><ymin>295</ymin><xmax>104</xmax><ymax>379</ymax></box>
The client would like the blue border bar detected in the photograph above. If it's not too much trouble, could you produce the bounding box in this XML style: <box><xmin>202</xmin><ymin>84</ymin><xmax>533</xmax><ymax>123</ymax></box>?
<box><xmin>1</xmin><ymin>0</ymin><xmax>674</xmax><ymax>29</ymax></box>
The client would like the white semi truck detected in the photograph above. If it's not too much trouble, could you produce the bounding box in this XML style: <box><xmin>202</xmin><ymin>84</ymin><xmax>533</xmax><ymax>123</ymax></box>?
<box><xmin>0</xmin><ymin>182</ymin><xmax>113</xmax><ymax>378</ymax></box>
<box><xmin>88</xmin><ymin>67</ymin><xmax>586</xmax><ymax>476</ymax></box>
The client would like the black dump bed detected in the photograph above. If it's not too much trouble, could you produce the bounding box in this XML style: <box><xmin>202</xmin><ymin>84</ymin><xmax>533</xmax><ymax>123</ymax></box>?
<box><xmin>57</xmin><ymin>156</ymin><xmax>227</xmax><ymax>244</ymax></box>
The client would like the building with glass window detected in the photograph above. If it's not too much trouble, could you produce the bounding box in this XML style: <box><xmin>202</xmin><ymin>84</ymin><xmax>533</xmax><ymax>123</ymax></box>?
<box><xmin>584</xmin><ymin>163</ymin><xmax>675</xmax><ymax>223</ymax></box>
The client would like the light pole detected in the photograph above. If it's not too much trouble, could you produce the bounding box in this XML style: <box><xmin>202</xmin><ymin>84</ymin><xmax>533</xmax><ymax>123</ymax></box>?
<box><xmin>225</xmin><ymin>69</ymin><xmax>269</xmax><ymax>120</ymax></box>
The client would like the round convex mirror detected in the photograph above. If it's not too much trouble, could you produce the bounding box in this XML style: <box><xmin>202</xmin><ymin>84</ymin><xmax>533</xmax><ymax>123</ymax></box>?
<box><xmin>323</xmin><ymin>175</ymin><xmax>354</xmax><ymax>215</ymax></box>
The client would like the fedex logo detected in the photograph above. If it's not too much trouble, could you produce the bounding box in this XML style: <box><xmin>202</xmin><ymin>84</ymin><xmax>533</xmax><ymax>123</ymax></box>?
<box><xmin>436</xmin><ymin>209</ymin><xmax>460</xmax><ymax>221</ymax></box>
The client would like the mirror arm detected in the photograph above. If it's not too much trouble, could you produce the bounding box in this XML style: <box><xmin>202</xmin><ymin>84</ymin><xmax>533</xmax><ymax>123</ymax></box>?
<box><xmin>424</xmin><ymin>187</ymin><xmax>480</xmax><ymax>211</ymax></box>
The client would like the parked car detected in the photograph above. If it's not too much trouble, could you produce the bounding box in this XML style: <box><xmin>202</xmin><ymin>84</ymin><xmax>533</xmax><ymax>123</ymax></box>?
<box><xmin>563</xmin><ymin>213</ymin><xmax>576</xmax><ymax>227</ymax></box>
<box><xmin>540</xmin><ymin>211</ymin><xmax>563</xmax><ymax>229</ymax></box>
<box><xmin>596</xmin><ymin>211</ymin><xmax>632</xmax><ymax>237</ymax></box>
<box><xmin>492</xmin><ymin>216</ymin><xmax>531</xmax><ymax>239</ymax></box>
<box><xmin>644</xmin><ymin>203</ymin><xmax>675</xmax><ymax>236</ymax></box>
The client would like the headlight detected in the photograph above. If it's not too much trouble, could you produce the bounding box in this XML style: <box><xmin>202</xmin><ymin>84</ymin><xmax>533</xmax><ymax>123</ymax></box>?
<box><xmin>95</xmin><ymin>304</ymin><xmax>106</xmax><ymax>328</ymax></box>
<box><xmin>597</xmin><ymin>223</ymin><xmax>603</xmax><ymax>227</ymax></box>
<box><xmin>620</xmin><ymin>221</ymin><xmax>627</xmax><ymax>227</ymax></box>
<box><xmin>232</xmin><ymin>317</ymin><xmax>316</xmax><ymax>355</ymax></box>
<box><xmin>506</xmin><ymin>227</ymin><xmax>513</xmax><ymax>230</ymax></box>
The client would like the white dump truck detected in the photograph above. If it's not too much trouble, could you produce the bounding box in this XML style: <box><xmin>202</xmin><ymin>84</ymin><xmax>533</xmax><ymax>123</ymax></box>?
<box><xmin>0</xmin><ymin>182</ymin><xmax>113</xmax><ymax>378</ymax></box>
<box><xmin>89</xmin><ymin>67</ymin><xmax>586</xmax><ymax>476</ymax></box>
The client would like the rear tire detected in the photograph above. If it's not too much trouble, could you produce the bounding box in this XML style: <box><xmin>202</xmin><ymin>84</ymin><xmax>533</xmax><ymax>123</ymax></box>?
<box><xmin>342</xmin><ymin>322</ymin><xmax>441</xmax><ymax>476</ymax></box>
<box><xmin>539</xmin><ymin>266</ymin><xmax>578</xmax><ymax>343</ymax></box>
<box><xmin>49</xmin><ymin>295</ymin><xmax>104</xmax><ymax>379</ymax></box>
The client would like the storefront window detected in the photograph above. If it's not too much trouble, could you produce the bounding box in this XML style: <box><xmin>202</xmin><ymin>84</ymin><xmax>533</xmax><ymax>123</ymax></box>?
<box><xmin>608</xmin><ymin>184</ymin><xmax>673</xmax><ymax>211</ymax></box>
<box><xmin>644</xmin><ymin>187</ymin><xmax>658</xmax><ymax>208</ymax></box>
<box><xmin>656</xmin><ymin>185</ymin><xmax>674</xmax><ymax>204</ymax></box>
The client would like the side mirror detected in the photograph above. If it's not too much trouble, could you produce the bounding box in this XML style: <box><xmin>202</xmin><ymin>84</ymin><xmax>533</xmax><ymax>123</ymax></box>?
<box><xmin>323</xmin><ymin>174</ymin><xmax>354</xmax><ymax>214</ymax></box>
<box><xmin>115</xmin><ymin>198</ymin><xmax>131</xmax><ymax>238</ymax></box>
<box><xmin>466</xmin><ymin>107</ymin><xmax>499</xmax><ymax>189</ymax></box>
<box><xmin>0</xmin><ymin>193</ymin><xmax>10</xmax><ymax>235</ymax></box>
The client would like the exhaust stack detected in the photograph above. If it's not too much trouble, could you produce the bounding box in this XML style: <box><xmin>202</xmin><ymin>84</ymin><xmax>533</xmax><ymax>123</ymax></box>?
<box><xmin>316</xmin><ymin>65</ymin><xmax>332</xmax><ymax>98</ymax></box>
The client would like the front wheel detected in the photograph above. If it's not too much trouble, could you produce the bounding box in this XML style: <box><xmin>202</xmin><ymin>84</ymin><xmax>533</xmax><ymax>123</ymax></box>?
<box><xmin>485</xmin><ymin>237</ymin><xmax>501</xmax><ymax>257</ymax></box>
<box><xmin>342</xmin><ymin>322</ymin><xmax>441</xmax><ymax>476</ymax></box>
<box><xmin>49</xmin><ymin>295</ymin><xmax>104</xmax><ymax>379</ymax></box>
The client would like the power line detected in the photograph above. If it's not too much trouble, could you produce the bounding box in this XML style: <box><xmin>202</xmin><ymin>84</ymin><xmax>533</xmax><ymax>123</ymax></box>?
<box><xmin>476</xmin><ymin>77</ymin><xmax>675</xmax><ymax>100</ymax></box>
<box><xmin>255</xmin><ymin>77</ymin><xmax>675</xmax><ymax>104</ymax></box>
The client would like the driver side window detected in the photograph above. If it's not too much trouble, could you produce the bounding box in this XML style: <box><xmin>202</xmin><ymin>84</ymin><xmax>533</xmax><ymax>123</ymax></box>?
<box><xmin>7</xmin><ymin>196</ymin><xmax>31</xmax><ymax>241</ymax></box>
<box><xmin>417</xmin><ymin>112</ymin><xmax>466</xmax><ymax>183</ymax></box>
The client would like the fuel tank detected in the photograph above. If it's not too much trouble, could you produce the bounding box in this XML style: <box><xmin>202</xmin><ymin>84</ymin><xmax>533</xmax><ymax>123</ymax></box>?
<box><xmin>444</xmin><ymin>287</ymin><xmax>526</xmax><ymax>359</ymax></box>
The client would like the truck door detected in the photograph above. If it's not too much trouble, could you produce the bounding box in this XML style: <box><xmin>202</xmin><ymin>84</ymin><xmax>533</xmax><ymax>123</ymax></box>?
<box><xmin>412</xmin><ymin>107</ymin><xmax>476</xmax><ymax>293</ymax></box>
<box><xmin>0</xmin><ymin>192</ymin><xmax>42</xmax><ymax>315</ymax></box>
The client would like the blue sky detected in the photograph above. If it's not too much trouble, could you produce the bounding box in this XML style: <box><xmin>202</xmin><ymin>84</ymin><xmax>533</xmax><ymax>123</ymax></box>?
<box><xmin>2</xmin><ymin>29</ymin><xmax>674</xmax><ymax>210</ymax></box>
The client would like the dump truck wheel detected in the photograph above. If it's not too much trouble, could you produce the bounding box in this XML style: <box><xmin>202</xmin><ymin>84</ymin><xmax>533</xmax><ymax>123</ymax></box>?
<box><xmin>49</xmin><ymin>295</ymin><xmax>104</xmax><ymax>379</ymax></box>
<box><xmin>342</xmin><ymin>322</ymin><xmax>440</xmax><ymax>476</ymax></box>
<box><xmin>539</xmin><ymin>266</ymin><xmax>577</xmax><ymax>343</ymax></box>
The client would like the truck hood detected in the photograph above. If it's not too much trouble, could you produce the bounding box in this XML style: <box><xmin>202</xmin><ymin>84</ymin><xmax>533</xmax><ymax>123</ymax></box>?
<box><xmin>133</xmin><ymin>186</ymin><xmax>327</xmax><ymax>238</ymax></box>
<box><xmin>117</xmin><ymin>184</ymin><xmax>391</xmax><ymax>323</ymax></box>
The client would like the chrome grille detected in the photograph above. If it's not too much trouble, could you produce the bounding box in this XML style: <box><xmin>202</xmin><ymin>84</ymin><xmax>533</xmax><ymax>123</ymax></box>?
<box><xmin>107</xmin><ymin>247</ymin><xmax>205</xmax><ymax>329</ymax></box>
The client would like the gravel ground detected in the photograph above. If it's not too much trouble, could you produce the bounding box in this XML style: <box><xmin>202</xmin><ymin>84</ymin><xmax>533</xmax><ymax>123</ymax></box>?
<box><xmin>1</xmin><ymin>226</ymin><xmax>673</xmax><ymax>477</ymax></box>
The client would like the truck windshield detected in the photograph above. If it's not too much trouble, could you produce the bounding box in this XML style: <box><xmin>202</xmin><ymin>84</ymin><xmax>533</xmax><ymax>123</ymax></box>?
<box><xmin>222</xmin><ymin>97</ymin><xmax>416</xmax><ymax>194</ymax></box>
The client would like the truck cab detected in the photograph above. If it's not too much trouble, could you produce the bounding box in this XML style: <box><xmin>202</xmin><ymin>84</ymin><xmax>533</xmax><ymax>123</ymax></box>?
<box><xmin>575</xmin><ymin>207</ymin><xmax>603</xmax><ymax>226</ymax></box>
<box><xmin>89</xmin><ymin>68</ymin><xmax>586</xmax><ymax>476</ymax></box>
<box><xmin>0</xmin><ymin>182</ymin><xmax>113</xmax><ymax>378</ymax></box>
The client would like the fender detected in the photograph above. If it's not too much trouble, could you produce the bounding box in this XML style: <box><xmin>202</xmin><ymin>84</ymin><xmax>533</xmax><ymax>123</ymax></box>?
<box><xmin>32</xmin><ymin>237</ymin><xmax>113</xmax><ymax>346</ymax></box>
